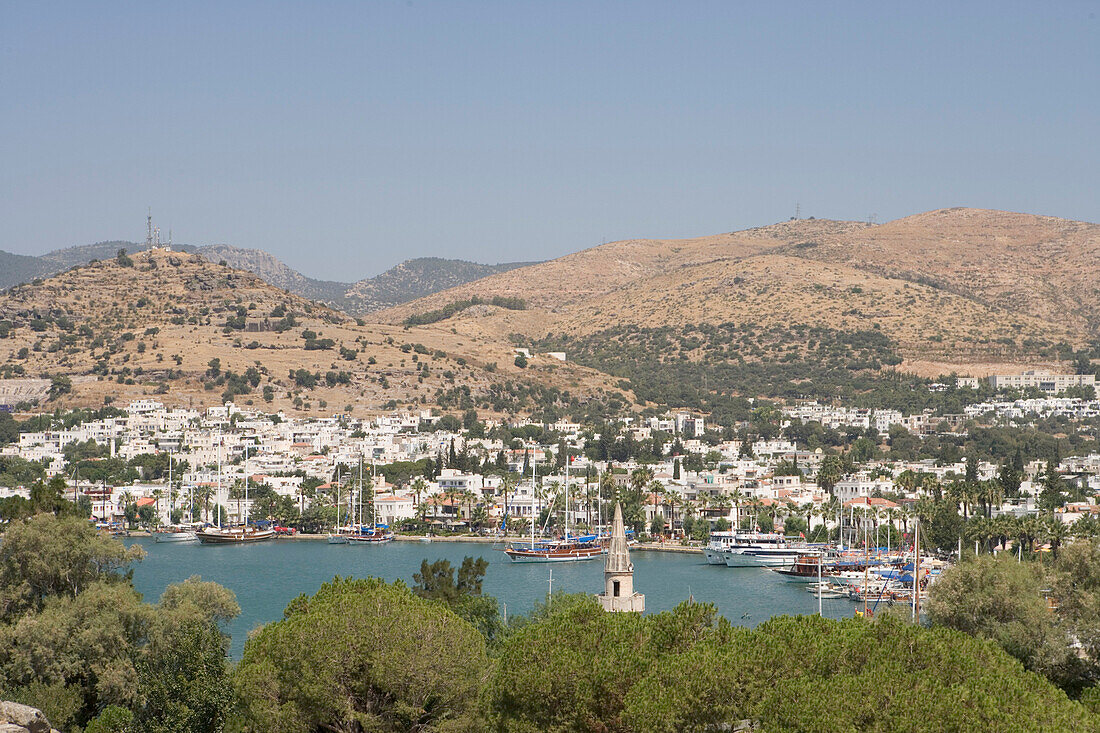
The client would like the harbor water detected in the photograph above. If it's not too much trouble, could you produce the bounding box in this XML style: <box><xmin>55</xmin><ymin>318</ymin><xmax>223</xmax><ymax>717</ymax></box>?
<box><xmin>127</xmin><ymin>538</ymin><xmax>853</xmax><ymax>658</ymax></box>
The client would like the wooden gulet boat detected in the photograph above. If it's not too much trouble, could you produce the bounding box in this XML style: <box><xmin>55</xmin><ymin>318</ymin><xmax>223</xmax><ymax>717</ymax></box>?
<box><xmin>504</xmin><ymin>443</ymin><xmax>600</xmax><ymax>562</ymax></box>
<box><xmin>197</xmin><ymin>440</ymin><xmax>274</xmax><ymax>544</ymax></box>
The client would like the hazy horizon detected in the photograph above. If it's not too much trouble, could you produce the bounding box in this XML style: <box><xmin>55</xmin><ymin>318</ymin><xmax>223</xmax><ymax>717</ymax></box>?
<box><xmin>4</xmin><ymin>2</ymin><xmax>1098</xmax><ymax>280</ymax></box>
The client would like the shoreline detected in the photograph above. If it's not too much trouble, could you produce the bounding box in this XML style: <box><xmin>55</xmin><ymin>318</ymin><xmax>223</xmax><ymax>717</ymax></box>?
<box><xmin>128</xmin><ymin>530</ymin><xmax>703</xmax><ymax>553</ymax></box>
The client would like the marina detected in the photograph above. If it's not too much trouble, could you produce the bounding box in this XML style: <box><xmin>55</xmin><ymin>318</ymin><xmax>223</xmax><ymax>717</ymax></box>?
<box><xmin>127</xmin><ymin>538</ymin><xmax>855</xmax><ymax>658</ymax></box>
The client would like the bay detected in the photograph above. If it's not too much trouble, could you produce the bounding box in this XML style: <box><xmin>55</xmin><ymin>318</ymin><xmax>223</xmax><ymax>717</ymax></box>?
<box><xmin>127</xmin><ymin>538</ymin><xmax>854</xmax><ymax>658</ymax></box>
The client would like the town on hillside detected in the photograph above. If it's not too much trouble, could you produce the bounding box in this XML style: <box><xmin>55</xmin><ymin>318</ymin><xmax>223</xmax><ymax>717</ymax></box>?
<box><xmin>2</xmin><ymin>366</ymin><xmax>1097</xmax><ymax>549</ymax></box>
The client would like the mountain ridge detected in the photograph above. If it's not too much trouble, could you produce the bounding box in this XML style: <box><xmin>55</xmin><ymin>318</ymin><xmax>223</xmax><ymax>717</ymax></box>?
<box><xmin>3</xmin><ymin>240</ymin><xmax>535</xmax><ymax>315</ymax></box>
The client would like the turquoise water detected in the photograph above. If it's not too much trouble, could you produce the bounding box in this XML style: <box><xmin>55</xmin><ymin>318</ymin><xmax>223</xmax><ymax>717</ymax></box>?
<box><xmin>127</xmin><ymin>539</ymin><xmax>853</xmax><ymax>658</ymax></box>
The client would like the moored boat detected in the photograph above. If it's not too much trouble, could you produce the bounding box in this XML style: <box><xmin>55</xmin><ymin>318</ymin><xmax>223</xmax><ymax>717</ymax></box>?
<box><xmin>195</xmin><ymin>525</ymin><xmax>276</xmax><ymax>544</ymax></box>
<box><xmin>772</xmin><ymin>553</ymin><xmax>829</xmax><ymax>582</ymax></box>
<box><xmin>722</xmin><ymin>531</ymin><xmax>803</xmax><ymax>568</ymax></box>
<box><xmin>505</xmin><ymin>538</ymin><xmax>603</xmax><ymax>562</ymax></box>
<box><xmin>347</xmin><ymin>525</ymin><xmax>394</xmax><ymax>544</ymax></box>
<box><xmin>153</xmin><ymin>524</ymin><xmax>200</xmax><ymax>543</ymax></box>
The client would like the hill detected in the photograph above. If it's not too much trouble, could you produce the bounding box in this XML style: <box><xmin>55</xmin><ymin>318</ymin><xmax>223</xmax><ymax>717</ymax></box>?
<box><xmin>0</xmin><ymin>250</ymin><xmax>53</xmax><ymax>290</ymax></box>
<box><xmin>387</xmin><ymin>209</ymin><xmax>1098</xmax><ymax>409</ymax></box>
<box><xmin>19</xmin><ymin>241</ymin><xmax>537</xmax><ymax>315</ymax></box>
<box><xmin>0</xmin><ymin>250</ymin><xmax>627</xmax><ymax>418</ymax></box>
<box><xmin>343</xmin><ymin>257</ymin><xmax>536</xmax><ymax>314</ymax></box>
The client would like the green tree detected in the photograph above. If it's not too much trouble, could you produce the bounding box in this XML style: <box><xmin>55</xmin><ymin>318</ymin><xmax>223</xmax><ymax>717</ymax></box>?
<box><xmin>1039</xmin><ymin>460</ymin><xmax>1067</xmax><ymax>513</ymax></box>
<box><xmin>927</xmin><ymin>553</ymin><xmax>1078</xmax><ymax>685</ymax></box>
<box><xmin>134</xmin><ymin>619</ymin><xmax>233</xmax><ymax>733</ymax></box>
<box><xmin>816</xmin><ymin>455</ymin><xmax>843</xmax><ymax>496</ymax></box>
<box><xmin>234</xmin><ymin>577</ymin><xmax>487</xmax><ymax>732</ymax></box>
<box><xmin>0</xmin><ymin>513</ymin><xmax>145</xmax><ymax>620</ymax></box>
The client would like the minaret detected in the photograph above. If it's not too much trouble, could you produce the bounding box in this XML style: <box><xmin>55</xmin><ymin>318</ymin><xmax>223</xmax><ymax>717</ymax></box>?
<box><xmin>598</xmin><ymin>502</ymin><xmax>645</xmax><ymax>612</ymax></box>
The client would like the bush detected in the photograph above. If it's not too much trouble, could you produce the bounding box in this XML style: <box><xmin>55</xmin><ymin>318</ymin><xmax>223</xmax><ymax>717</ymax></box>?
<box><xmin>234</xmin><ymin>577</ymin><xmax>487</xmax><ymax>731</ymax></box>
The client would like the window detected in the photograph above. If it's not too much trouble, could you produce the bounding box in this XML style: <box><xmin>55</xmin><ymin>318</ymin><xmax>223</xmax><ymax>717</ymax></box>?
<box><xmin>613</xmin><ymin>580</ymin><xmax>621</xmax><ymax>597</ymax></box>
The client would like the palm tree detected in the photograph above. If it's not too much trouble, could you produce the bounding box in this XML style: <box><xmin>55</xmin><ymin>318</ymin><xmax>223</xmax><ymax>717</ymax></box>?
<box><xmin>469</xmin><ymin>504</ymin><xmax>489</xmax><ymax>533</ymax></box>
<box><xmin>1073</xmin><ymin>514</ymin><xmax>1100</xmax><ymax>540</ymax></box>
<box><xmin>965</xmin><ymin>516</ymin><xmax>993</xmax><ymax>554</ymax></box>
<box><xmin>992</xmin><ymin>514</ymin><xmax>1016</xmax><ymax>552</ymax></box>
<box><xmin>499</xmin><ymin>474</ymin><xmax>517</xmax><ymax>537</ymax></box>
<box><xmin>194</xmin><ymin>485</ymin><xmax>214</xmax><ymax>523</ymax></box>
<box><xmin>411</xmin><ymin>476</ymin><xmax>428</xmax><ymax>517</ymax></box>
<box><xmin>1045</xmin><ymin>517</ymin><xmax>1068</xmax><ymax>559</ymax></box>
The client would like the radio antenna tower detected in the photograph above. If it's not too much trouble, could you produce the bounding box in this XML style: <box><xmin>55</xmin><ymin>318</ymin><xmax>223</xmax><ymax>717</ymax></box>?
<box><xmin>794</xmin><ymin>203</ymin><xmax>801</xmax><ymax>220</ymax></box>
<box><xmin>146</xmin><ymin>208</ymin><xmax>153</xmax><ymax>248</ymax></box>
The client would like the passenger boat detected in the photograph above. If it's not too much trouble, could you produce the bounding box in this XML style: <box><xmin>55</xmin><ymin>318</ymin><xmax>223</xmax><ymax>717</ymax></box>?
<box><xmin>703</xmin><ymin>529</ymin><xmax>740</xmax><ymax>564</ymax></box>
<box><xmin>722</xmin><ymin>531</ymin><xmax>803</xmax><ymax>568</ymax></box>
<box><xmin>195</xmin><ymin>524</ymin><xmax>275</xmax><ymax>544</ymax></box>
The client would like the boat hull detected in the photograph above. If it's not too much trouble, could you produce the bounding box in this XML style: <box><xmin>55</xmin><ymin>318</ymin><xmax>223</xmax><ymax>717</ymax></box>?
<box><xmin>723</xmin><ymin>550</ymin><xmax>800</xmax><ymax>568</ymax></box>
<box><xmin>347</xmin><ymin>535</ymin><xmax>393</xmax><ymax>544</ymax></box>
<box><xmin>196</xmin><ymin>528</ymin><xmax>275</xmax><ymax>544</ymax></box>
<box><xmin>153</xmin><ymin>531</ymin><xmax>197</xmax><ymax>543</ymax></box>
<box><xmin>505</xmin><ymin>547</ymin><xmax>602</xmax><ymax>562</ymax></box>
<box><xmin>703</xmin><ymin>548</ymin><xmax>728</xmax><ymax>565</ymax></box>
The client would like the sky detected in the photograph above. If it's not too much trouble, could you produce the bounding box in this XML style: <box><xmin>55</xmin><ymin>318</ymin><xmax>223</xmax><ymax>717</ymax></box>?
<box><xmin>2</xmin><ymin>2</ymin><xmax>1098</xmax><ymax>281</ymax></box>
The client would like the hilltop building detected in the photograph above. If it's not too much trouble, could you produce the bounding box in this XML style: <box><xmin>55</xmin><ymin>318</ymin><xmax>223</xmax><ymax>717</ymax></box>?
<box><xmin>598</xmin><ymin>502</ymin><xmax>644</xmax><ymax>613</ymax></box>
<box><xmin>988</xmin><ymin>371</ymin><xmax>1095</xmax><ymax>395</ymax></box>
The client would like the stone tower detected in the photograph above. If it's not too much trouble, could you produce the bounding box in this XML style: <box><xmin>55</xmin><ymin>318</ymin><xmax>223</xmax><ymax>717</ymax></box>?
<box><xmin>598</xmin><ymin>502</ymin><xmax>645</xmax><ymax>612</ymax></box>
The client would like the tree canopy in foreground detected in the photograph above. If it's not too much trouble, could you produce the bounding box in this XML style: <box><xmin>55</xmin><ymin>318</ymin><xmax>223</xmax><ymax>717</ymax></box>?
<box><xmin>483</xmin><ymin>594</ymin><xmax>1095</xmax><ymax>733</ymax></box>
<box><xmin>233</xmin><ymin>576</ymin><xmax>487</xmax><ymax>732</ymax></box>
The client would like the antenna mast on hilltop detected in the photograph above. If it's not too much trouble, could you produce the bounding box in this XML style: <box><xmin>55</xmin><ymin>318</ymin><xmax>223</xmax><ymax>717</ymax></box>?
<box><xmin>794</xmin><ymin>203</ymin><xmax>801</xmax><ymax>220</ymax></box>
<box><xmin>146</xmin><ymin>209</ymin><xmax>153</xmax><ymax>248</ymax></box>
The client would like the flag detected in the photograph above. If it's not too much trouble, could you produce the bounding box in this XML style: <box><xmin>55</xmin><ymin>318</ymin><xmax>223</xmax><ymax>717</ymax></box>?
<box><xmin>799</xmin><ymin>531</ymin><xmax>805</xmax><ymax>539</ymax></box>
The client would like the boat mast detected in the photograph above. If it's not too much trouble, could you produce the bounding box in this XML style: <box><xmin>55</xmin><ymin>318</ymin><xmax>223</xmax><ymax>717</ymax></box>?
<box><xmin>531</xmin><ymin>445</ymin><xmax>536</xmax><ymax>550</ymax></box>
<box><xmin>217</xmin><ymin>430</ymin><xmax>222</xmax><ymax>528</ymax></box>
<box><xmin>817</xmin><ymin>549</ymin><xmax>823</xmax><ymax>616</ymax></box>
<box><xmin>565</xmin><ymin>442</ymin><xmax>570</xmax><ymax>539</ymax></box>
<box><xmin>911</xmin><ymin>517</ymin><xmax>919</xmax><ymax>622</ymax></box>
<box><xmin>167</xmin><ymin>450</ymin><xmax>173</xmax><ymax>525</ymax></box>
<box><xmin>244</xmin><ymin>443</ymin><xmax>250</xmax><ymax>527</ymax></box>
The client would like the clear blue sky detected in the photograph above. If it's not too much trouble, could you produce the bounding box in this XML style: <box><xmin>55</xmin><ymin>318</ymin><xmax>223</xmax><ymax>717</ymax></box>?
<box><xmin>2</xmin><ymin>2</ymin><xmax>1098</xmax><ymax>281</ymax></box>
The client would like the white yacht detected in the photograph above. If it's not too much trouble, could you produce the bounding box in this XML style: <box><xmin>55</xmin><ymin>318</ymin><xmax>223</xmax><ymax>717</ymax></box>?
<box><xmin>703</xmin><ymin>530</ymin><xmax>741</xmax><ymax>564</ymax></box>
<box><xmin>721</xmin><ymin>531</ymin><xmax>802</xmax><ymax>568</ymax></box>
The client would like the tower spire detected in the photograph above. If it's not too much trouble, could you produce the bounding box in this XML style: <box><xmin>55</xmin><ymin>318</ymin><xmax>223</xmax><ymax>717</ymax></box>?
<box><xmin>597</xmin><ymin>502</ymin><xmax>644</xmax><ymax>612</ymax></box>
<box><xmin>605</xmin><ymin>502</ymin><xmax>632</xmax><ymax>573</ymax></box>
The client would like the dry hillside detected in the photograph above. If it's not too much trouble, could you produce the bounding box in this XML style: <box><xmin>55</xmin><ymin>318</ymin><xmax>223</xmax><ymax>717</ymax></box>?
<box><xmin>389</xmin><ymin>209</ymin><xmax>1095</xmax><ymax>365</ymax></box>
<box><xmin>0</xmin><ymin>250</ymin><xmax>629</xmax><ymax>416</ymax></box>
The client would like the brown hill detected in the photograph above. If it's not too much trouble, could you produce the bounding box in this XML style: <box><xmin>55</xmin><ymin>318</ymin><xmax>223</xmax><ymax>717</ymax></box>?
<box><xmin>779</xmin><ymin>208</ymin><xmax>1100</xmax><ymax>336</ymax></box>
<box><xmin>0</xmin><ymin>250</ymin><xmax>628</xmax><ymax>416</ymax></box>
<box><xmin>390</xmin><ymin>208</ymin><xmax>1096</xmax><ymax>362</ymax></box>
<box><xmin>377</xmin><ymin>219</ymin><xmax>872</xmax><ymax>321</ymax></box>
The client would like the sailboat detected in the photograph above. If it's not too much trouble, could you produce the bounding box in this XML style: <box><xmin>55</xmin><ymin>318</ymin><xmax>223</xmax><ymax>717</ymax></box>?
<box><xmin>348</xmin><ymin>458</ymin><xmax>393</xmax><ymax>543</ymax></box>
<box><xmin>197</xmin><ymin>441</ymin><xmax>274</xmax><ymax>544</ymax></box>
<box><xmin>504</xmin><ymin>443</ymin><xmax>601</xmax><ymax>562</ymax></box>
<box><xmin>153</xmin><ymin>451</ymin><xmax>199</xmax><ymax>542</ymax></box>
<box><xmin>327</xmin><ymin>467</ymin><xmax>348</xmax><ymax>544</ymax></box>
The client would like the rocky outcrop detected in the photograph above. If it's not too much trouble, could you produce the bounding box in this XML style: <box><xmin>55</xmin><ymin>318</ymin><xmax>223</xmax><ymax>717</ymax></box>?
<box><xmin>0</xmin><ymin>701</ymin><xmax>60</xmax><ymax>733</ymax></box>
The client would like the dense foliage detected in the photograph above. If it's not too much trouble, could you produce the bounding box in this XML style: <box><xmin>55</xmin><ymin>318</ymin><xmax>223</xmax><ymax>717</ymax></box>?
<box><xmin>404</xmin><ymin>295</ymin><xmax>527</xmax><ymax>326</ymax></box>
<box><xmin>233</xmin><ymin>576</ymin><xmax>487</xmax><ymax>732</ymax></box>
<box><xmin>484</xmin><ymin>594</ymin><xmax>1094</xmax><ymax>732</ymax></box>
<box><xmin>0</xmin><ymin>514</ymin><xmax>237</xmax><ymax>732</ymax></box>
<box><xmin>929</xmin><ymin>540</ymin><xmax>1100</xmax><ymax>695</ymax></box>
